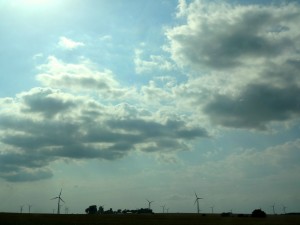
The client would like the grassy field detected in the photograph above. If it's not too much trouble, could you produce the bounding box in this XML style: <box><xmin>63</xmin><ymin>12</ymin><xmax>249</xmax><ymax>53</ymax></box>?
<box><xmin>0</xmin><ymin>212</ymin><xmax>299</xmax><ymax>225</ymax></box>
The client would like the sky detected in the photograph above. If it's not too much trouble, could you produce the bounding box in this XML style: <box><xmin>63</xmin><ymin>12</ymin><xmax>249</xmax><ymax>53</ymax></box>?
<box><xmin>0</xmin><ymin>0</ymin><xmax>300</xmax><ymax>214</ymax></box>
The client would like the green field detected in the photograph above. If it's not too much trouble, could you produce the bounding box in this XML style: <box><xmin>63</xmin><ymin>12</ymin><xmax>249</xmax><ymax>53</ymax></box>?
<box><xmin>0</xmin><ymin>213</ymin><xmax>299</xmax><ymax>225</ymax></box>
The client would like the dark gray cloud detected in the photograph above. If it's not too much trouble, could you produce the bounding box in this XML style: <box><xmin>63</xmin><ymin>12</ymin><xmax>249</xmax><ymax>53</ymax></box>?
<box><xmin>19</xmin><ymin>88</ymin><xmax>76</xmax><ymax>117</ymax></box>
<box><xmin>36</xmin><ymin>56</ymin><xmax>124</xmax><ymax>98</ymax></box>
<box><xmin>0</xmin><ymin>167</ymin><xmax>53</xmax><ymax>182</ymax></box>
<box><xmin>0</xmin><ymin>87</ymin><xmax>208</xmax><ymax>182</ymax></box>
<box><xmin>168</xmin><ymin>1</ymin><xmax>300</xmax><ymax>130</ymax></box>
<box><xmin>204</xmin><ymin>83</ymin><xmax>300</xmax><ymax>129</ymax></box>
<box><xmin>167</xmin><ymin>1</ymin><xmax>300</xmax><ymax>70</ymax></box>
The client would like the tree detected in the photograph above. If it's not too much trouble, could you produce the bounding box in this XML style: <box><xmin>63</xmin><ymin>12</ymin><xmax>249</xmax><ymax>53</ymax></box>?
<box><xmin>85</xmin><ymin>205</ymin><xmax>98</xmax><ymax>214</ymax></box>
<box><xmin>251</xmin><ymin>209</ymin><xmax>266</xmax><ymax>218</ymax></box>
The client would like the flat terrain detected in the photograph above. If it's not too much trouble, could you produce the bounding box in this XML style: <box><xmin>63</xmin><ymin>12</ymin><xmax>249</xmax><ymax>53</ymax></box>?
<box><xmin>0</xmin><ymin>213</ymin><xmax>299</xmax><ymax>225</ymax></box>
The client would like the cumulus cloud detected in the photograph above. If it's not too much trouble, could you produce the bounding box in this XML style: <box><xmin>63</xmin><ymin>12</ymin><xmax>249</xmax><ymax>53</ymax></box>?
<box><xmin>166</xmin><ymin>1</ymin><xmax>300</xmax><ymax>70</ymax></box>
<box><xmin>168</xmin><ymin>0</ymin><xmax>300</xmax><ymax>130</ymax></box>
<box><xmin>36</xmin><ymin>56</ymin><xmax>134</xmax><ymax>100</ymax></box>
<box><xmin>204</xmin><ymin>82</ymin><xmax>300</xmax><ymax>130</ymax></box>
<box><xmin>176</xmin><ymin>0</ymin><xmax>188</xmax><ymax>18</ymax></box>
<box><xmin>0</xmin><ymin>86</ymin><xmax>208</xmax><ymax>182</ymax></box>
<box><xmin>58</xmin><ymin>36</ymin><xmax>85</xmax><ymax>50</ymax></box>
<box><xmin>18</xmin><ymin>87</ymin><xmax>77</xmax><ymax>117</ymax></box>
<box><xmin>134</xmin><ymin>49</ymin><xmax>174</xmax><ymax>74</ymax></box>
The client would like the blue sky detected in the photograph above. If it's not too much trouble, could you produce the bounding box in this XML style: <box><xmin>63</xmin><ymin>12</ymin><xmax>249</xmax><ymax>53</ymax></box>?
<box><xmin>0</xmin><ymin>0</ymin><xmax>300</xmax><ymax>214</ymax></box>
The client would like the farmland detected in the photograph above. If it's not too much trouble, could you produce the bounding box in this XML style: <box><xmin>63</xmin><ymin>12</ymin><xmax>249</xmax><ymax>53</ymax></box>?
<box><xmin>0</xmin><ymin>213</ymin><xmax>299</xmax><ymax>225</ymax></box>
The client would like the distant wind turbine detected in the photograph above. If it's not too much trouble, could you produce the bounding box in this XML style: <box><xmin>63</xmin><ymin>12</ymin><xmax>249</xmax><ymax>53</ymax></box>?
<box><xmin>51</xmin><ymin>188</ymin><xmax>65</xmax><ymax>214</ymax></box>
<box><xmin>28</xmin><ymin>204</ymin><xmax>32</xmax><ymax>214</ymax></box>
<box><xmin>146</xmin><ymin>199</ymin><xmax>154</xmax><ymax>209</ymax></box>
<box><xmin>194</xmin><ymin>193</ymin><xmax>203</xmax><ymax>214</ymax></box>
<box><xmin>210</xmin><ymin>206</ymin><xmax>214</xmax><ymax>214</ymax></box>
<box><xmin>271</xmin><ymin>204</ymin><xmax>276</xmax><ymax>215</ymax></box>
<box><xmin>161</xmin><ymin>205</ymin><xmax>166</xmax><ymax>213</ymax></box>
<box><xmin>65</xmin><ymin>206</ymin><xmax>69</xmax><ymax>214</ymax></box>
<box><xmin>20</xmin><ymin>205</ymin><xmax>24</xmax><ymax>213</ymax></box>
<box><xmin>282</xmin><ymin>205</ymin><xmax>287</xmax><ymax>214</ymax></box>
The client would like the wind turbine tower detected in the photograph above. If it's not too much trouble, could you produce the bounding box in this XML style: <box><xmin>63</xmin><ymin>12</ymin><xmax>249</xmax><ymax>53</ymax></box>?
<box><xmin>210</xmin><ymin>206</ymin><xmax>214</xmax><ymax>214</ymax></box>
<box><xmin>161</xmin><ymin>205</ymin><xmax>166</xmax><ymax>213</ymax></box>
<box><xmin>51</xmin><ymin>189</ymin><xmax>65</xmax><ymax>214</ymax></box>
<box><xmin>146</xmin><ymin>199</ymin><xmax>154</xmax><ymax>209</ymax></box>
<box><xmin>194</xmin><ymin>193</ymin><xmax>203</xmax><ymax>214</ymax></box>
<box><xmin>20</xmin><ymin>205</ymin><xmax>24</xmax><ymax>213</ymax></box>
<box><xmin>28</xmin><ymin>204</ymin><xmax>32</xmax><ymax>214</ymax></box>
<box><xmin>282</xmin><ymin>205</ymin><xmax>287</xmax><ymax>214</ymax></box>
<box><xmin>271</xmin><ymin>204</ymin><xmax>276</xmax><ymax>215</ymax></box>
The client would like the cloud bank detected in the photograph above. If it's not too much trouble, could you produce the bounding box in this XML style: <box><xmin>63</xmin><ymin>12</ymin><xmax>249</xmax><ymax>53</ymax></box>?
<box><xmin>166</xmin><ymin>0</ymin><xmax>300</xmax><ymax>130</ymax></box>
<box><xmin>0</xmin><ymin>58</ymin><xmax>208</xmax><ymax>181</ymax></box>
<box><xmin>1</xmin><ymin>0</ymin><xmax>300</xmax><ymax>183</ymax></box>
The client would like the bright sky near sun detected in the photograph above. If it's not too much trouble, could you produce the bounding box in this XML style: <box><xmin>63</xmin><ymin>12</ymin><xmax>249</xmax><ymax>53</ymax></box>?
<box><xmin>0</xmin><ymin>0</ymin><xmax>300</xmax><ymax>215</ymax></box>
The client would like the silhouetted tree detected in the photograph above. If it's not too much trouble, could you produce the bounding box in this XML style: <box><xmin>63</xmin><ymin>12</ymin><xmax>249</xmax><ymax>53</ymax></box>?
<box><xmin>98</xmin><ymin>206</ymin><xmax>104</xmax><ymax>214</ymax></box>
<box><xmin>251</xmin><ymin>209</ymin><xmax>266</xmax><ymax>218</ymax></box>
<box><xmin>85</xmin><ymin>205</ymin><xmax>97</xmax><ymax>214</ymax></box>
<box><xmin>221</xmin><ymin>212</ymin><xmax>232</xmax><ymax>217</ymax></box>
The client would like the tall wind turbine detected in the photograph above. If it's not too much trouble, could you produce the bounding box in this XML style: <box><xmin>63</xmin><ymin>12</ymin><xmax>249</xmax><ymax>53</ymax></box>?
<box><xmin>20</xmin><ymin>205</ymin><xmax>24</xmax><ymax>213</ymax></box>
<box><xmin>161</xmin><ymin>205</ymin><xmax>166</xmax><ymax>213</ymax></box>
<box><xmin>194</xmin><ymin>193</ymin><xmax>203</xmax><ymax>214</ymax></box>
<box><xmin>28</xmin><ymin>204</ymin><xmax>32</xmax><ymax>214</ymax></box>
<box><xmin>146</xmin><ymin>199</ymin><xmax>154</xmax><ymax>209</ymax></box>
<box><xmin>282</xmin><ymin>205</ymin><xmax>287</xmax><ymax>214</ymax></box>
<box><xmin>271</xmin><ymin>204</ymin><xmax>276</xmax><ymax>215</ymax></box>
<box><xmin>51</xmin><ymin>188</ymin><xmax>65</xmax><ymax>214</ymax></box>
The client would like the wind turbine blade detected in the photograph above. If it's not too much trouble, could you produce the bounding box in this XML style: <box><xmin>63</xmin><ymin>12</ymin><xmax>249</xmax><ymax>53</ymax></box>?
<box><xmin>60</xmin><ymin>197</ymin><xmax>65</xmax><ymax>203</ymax></box>
<box><xmin>194</xmin><ymin>192</ymin><xmax>198</xmax><ymax>198</ymax></box>
<box><xmin>59</xmin><ymin>189</ymin><xmax>62</xmax><ymax>196</ymax></box>
<box><xmin>51</xmin><ymin>197</ymin><xmax>58</xmax><ymax>200</ymax></box>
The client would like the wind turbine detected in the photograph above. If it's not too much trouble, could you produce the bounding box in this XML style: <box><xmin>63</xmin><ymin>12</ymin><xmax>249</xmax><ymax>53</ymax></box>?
<box><xmin>194</xmin><ymin>193</ymin><xmax>203</xmax><ymax>214</ymax></box>
<box><xmin>28</xmin><ymin>204</ymin><xmax>32</xmax><ymax>214</ymax></box>
<box><xmin>20</xmin><ymin>205</ymin><xmax>24</xmax><ymax>213</ymax></box>
<box><xmin>271</xmin><ymin>204</ymin><xmax>276</xmax><ymax>215</ymax></box>
<box><xmin>161</xmin><ymin>205</ymin><xmax>166</xmax><ymax>213</ymax></box>
<box><xmin>146</xmin><ymin>199</ymin><xmax>154</xmax><ymax>209</ymax></box>
<box><xmin>210</xmin><ymin>206</ymin><xmax>214</xmax><ymax>214</ymax></box>
<box><xmin>282</xmin><ymin>205</ymin><xmax>287</xmax><ymax>214</ymax></box>
<box><xmin>51</xmin><ymin>188</ymin><xmax>65</xmax><ymax>214</ymax></box>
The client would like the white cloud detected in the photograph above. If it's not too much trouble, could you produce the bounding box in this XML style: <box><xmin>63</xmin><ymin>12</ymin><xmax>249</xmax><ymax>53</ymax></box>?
<box><xmin>99</xmin><ymin>35</ymin><xmax>112</xmax><ymax>41</ymax></box>
<box><xmin>0</xmin><ymin>84</ymin><xmax>208</xmax><ymax>182</ymax></box>
<box><xmin>167</xmin><ymin>1</ymin><xmax>300</xmax><ymax>71</ymax></box>
<box><xmin>36</xmin><ymin>56</ymin><xmax>129</xmax><ymax>99</ymax></box>
<box><xmin>134</xmin><ymin>49</ymin><xmax>174</xmax><ymax>74</ymax></box>
<box><xmin>167</xmin><ymin>0</ymin><xmax>300</xmax><ymax>130</ymax></box>
<box><xmin>58</xmin><ymin>36</ymin><xmax>85</xmax><ymax>50</ymax></box>
<box><xmin>176</xmin><ymin>0</ymin><xmax>187</xmax><ymax>18</ymax></box>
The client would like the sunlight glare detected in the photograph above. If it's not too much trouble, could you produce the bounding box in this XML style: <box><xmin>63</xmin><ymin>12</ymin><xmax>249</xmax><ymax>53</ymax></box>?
<box><xmin>13</xmin><ymin>0</ymin><xmax>57</xmax><ymax>9</ymax></box>
<box><xmin>23</xmin><ymin>0</ymin><xmax>51</xmax><ymax>5</ymax></box>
